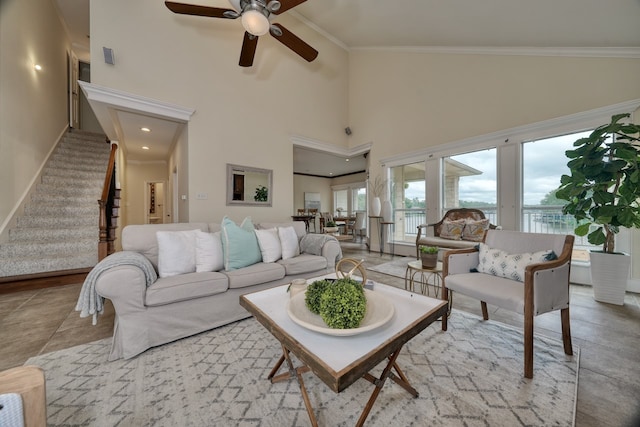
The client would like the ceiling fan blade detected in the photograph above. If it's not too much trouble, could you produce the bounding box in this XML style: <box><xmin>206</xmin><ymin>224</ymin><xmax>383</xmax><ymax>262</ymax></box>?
<box><xmin>273</xmin><ymin>0</ymin><xmax>307</xmax><ymax>14</ymax></box>
<box><xmin>239</xmin><ymin>32</ymin><xmax>259</xmax><ymax>67</ymax></box>
<box><xmin>165</xmin><ymin>1</ymin><xmax>238</xmax><ymax>19</ymax></box>
<box><xmin>270</xmin><ymin>23</ymin><xmax>318</xmax><ymax>62</ymax></box>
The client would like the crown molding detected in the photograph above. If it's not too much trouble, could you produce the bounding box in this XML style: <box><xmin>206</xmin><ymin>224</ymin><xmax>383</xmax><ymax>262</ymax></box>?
<box><xmin>351</xmin><ymin>46</ymin><xmax>640</xmax><ymax>59</ymax></box>
<box><xmin>78</xmin><ymin>82</ymin><xmax>195</xmax><ymax>121</ymax></box>
<box><xmin>289</xmin><ymin>11</ymin><xmax>349</xmax><ymax>52</ymax></box>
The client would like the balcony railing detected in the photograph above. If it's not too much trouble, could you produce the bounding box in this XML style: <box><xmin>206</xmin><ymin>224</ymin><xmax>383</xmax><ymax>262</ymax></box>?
<box><xmin>390</xmin><ymin>206</ymin><xmax>593</xmax><ymax>248</ymax></box>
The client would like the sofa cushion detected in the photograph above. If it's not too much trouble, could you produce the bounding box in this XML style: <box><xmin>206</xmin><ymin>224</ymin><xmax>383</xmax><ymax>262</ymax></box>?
<box><xmin>476</xmin><ymin>243</ymin><xmax>556</xmax><ymax>282</ymax></box>
<box><xmin>195</xmin><ymin>231</ymin><xmax>224</xmax><ymax>272</ymax></box>
<box><xmin>254</xmin><ymin>228</ymin><xmax>282</xmax><ymax>263</ymax></box>
<box><xmin>278</xmin><ymin>226</ymin><xmax>300</xmax><ymax>260</ymax></box>
<box><xmin>145</xmin><ymin>272</ymin><xmax>229</xmax><ymax>307</ymax></box>
<box><xmin>277</xmin><ymin>254</ymin><xmax>327</xmax><ymax>276</ymax></box>
<box><xmin>259</xmin><ymin>221</ymin><xmax>306</xmax><ymax>240</ymax></box>
<box><xmin>462</xmin><ymin>219</ymin><xmax>490</xmax><ymax>242</ymax></box>
<box><xmin>417</xmin><ymin>236</ymin><xmax>477</xmax><ymax>249</ymax></box>
<box><xmin>221</xmin><ymin>217</ymin><xmax>262</xmax><ymax>270</ymax></box>
<box><xmin>156</xmin><ymin>230</ymin><xmax>199</xmax><ymax>278</ymax></box>
<box><xmin>445</xmin><ymin>272</ymin><xmax>526</xmax><ymax>314</ymax></box>
<box><xmin>440</xmin><ymin>219</ymin><xmax>465</xmax><ymax>240</ymax></box>
<box><xmin>122</xmin><ymin>223</ymin><xmax>209</xmax><ymax>270</ymax></box>
<box><xmin>224</xmin><ymin>262</ymin><xmax>285</xmax><ymax>289</ymax></box>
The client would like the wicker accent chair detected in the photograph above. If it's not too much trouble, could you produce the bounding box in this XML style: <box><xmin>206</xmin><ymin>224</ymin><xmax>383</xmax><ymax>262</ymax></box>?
<box><xmin>415</xmin><ymin>208</ymin><xmax>498</xmax><ymax>258</ymax></box>
<box><xmin>441</xmin><ymin>230</ymin><xmax>575</xmax><ymax>378</ymax></box>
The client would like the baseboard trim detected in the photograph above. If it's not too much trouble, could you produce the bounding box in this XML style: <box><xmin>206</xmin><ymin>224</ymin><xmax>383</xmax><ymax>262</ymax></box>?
<box><xmin>0</xmin><ymin>268</ymin><xmax>90</xmax><ymax>294</ymax></box>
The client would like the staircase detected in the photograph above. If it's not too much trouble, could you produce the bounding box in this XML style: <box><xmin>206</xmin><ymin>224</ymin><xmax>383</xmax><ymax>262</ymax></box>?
<box><xmin>0</xmin><ymin>129</ymin><xmax>112</xmax><ymax>278</ymax></box>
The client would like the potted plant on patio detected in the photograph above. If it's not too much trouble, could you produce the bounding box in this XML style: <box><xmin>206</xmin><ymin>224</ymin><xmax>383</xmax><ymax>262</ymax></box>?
<box><xmin>419</xmin><ymin>245</ymin><xmax>439</xmax><ymax>269</ymax></box>
<box><xmin>556</xmin><ymin>113</ymin><xmax>640</xmax><ymax>305</ymax></box>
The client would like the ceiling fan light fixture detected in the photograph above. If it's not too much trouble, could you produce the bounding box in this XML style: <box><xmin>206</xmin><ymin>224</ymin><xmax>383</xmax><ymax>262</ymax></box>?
<box><xmin>241</xmin><ymin>8</ymin><xmax>270</xmax><ymax>36</ymax></box>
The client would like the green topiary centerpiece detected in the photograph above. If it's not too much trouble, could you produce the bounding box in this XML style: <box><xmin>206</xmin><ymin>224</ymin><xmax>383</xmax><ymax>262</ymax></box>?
<box><xmin>304</xmin><ymin>278</ymin><xmax>367</xmax><ymax>329</ymax></box>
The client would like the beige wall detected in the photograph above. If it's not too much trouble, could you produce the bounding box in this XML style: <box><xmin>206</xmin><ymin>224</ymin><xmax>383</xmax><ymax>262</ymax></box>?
<box><xmin>348</xmin><ymin>51</ymin><xmax>640</xmax><ymax>181</ymax></box>
<box><xmin>0</xmin><ymin>0</ymin><xmax>70</xmax><ymax>231</ymax></box>
<box><xmin>90</xmin><ymin>0</ymin><xmax>349</xmax><ymax>225</ymax></box>
<box><xmin>124</xmin><ymin>161</ymin><xmax>169</xmax><ymax>226</ymax></box>
<box><xmin>293</xmin><ymin>174</ymin><xmax>332</xmax><ymax>214</ymax></box>
<box><xmin>168</xmin><ymin>126</ymin><xmax>190</xmax><ymax>223</ymax></box>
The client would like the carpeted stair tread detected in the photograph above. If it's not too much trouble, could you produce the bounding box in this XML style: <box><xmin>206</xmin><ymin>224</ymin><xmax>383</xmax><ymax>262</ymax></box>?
<box><xmin>0</xmin><ymin>129</ymin><xmax>109</xmax><ymax>278</ymax></box>
<box><xmin>42</xmin><ymin>171</ymin><xmax>106</xmax><ymax>182</ymax></box>
<box><xmin>0</xmin><ymin>254</ymin><xmax>97</xmax><ymax>276</ymax></box>
<box><xmin>9</xmin><ymin>226</ymin><xmax>97</xmax><ymax>242</ymax></box>
<box><xmin>17</xmin><ymin>216</ymin><xmax>97</xmax><ymax>227</ymax></box>
<box><xmin>0</xmin><ymin>240</ymin><xmax>97</xmax><ymax>258</ymax></box>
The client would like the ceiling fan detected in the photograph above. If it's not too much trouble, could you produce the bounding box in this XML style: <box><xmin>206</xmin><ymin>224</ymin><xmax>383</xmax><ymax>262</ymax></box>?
<box><xmin>165</xmin><ymin>0</ymin><xmax>318</xmax><ymax>67</ymax></box>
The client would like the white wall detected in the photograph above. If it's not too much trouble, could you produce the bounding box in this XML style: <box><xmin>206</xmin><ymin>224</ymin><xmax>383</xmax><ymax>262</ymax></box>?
<box><xmin>293</xmin><ymin>174</ymin><xmax>332</xmax><ymax>213</ymax></box>
<box><xmin>90</xmin><ymin>0</ymin><xmax>349</xmax><ymax>225</ymax></box>
<box><xmin>349</xmin><ymin>51</ymin><xmax>640</xmax><ymax>181</ymax></box>
<box><xmin>124</xmin><ymin>161</ymin><xmax>169</xmax><ymax>225</ymax></box>
<box><xmin>0</xmin><ymin>0</ymin><xmax>71</xmax><ymax>231</ymax></box>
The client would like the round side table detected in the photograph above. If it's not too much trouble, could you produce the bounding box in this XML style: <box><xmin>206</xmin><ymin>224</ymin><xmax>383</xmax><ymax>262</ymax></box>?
<box><xmin>404</xmin><ymin>260</ymin><xmax>443</xmax><ymax>298</ymax></box>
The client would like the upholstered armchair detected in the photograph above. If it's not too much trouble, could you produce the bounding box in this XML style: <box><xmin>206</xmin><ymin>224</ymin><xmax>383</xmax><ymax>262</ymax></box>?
<box><xmin>441</xmin><ymin>230</ymin><xmax>574</xmax><ymax>378</ymax></box>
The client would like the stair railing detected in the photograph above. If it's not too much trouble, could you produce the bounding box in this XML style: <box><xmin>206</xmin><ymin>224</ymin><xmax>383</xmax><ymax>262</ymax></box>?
<box><xmin>98</xmin><ymin>142</ymin><xmax>118</xmax><ymax>261</ymax></box>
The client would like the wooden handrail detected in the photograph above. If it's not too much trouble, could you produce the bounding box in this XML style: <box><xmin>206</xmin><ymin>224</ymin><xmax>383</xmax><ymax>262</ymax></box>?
<box><xmin>101</xmin><ymin>143</ymin><xmax>117</xmax><ymax>203</ymax></box>
<box><xmin>98</xmin><ymin>143</ymin><xmax>118</xmax><ymax>261</ymax></box>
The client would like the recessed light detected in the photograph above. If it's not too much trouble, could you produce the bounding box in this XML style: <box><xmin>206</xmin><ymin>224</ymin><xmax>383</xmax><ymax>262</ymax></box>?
<box><xmin>142</xmin><ymin>146</ymin><xmax>150</xmax><ymax>150</ymax></box>
<box><xmin>34</xmin><ymin>64</ymin><xmax>42</xmax><ymax>71</ymax></box>
<box><xmin>141</xmin><ymin>127</ymin><xmax>151</xmax><ymax>132</ymax></box>
<box><xmin>345</xmin><ymin>158</ymin><xmax>350</xmax><ymax>162</ymax></box>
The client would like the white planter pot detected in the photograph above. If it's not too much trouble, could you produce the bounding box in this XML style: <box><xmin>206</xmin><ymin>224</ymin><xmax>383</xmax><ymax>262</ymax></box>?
<box><xmin>589</xmin><ymin>251</ymin><xmax>630</xmax><ymax>306</ymax></box>
<box><xmin>381</xmin><ymin>200</ymin><xmax>393</xmax><ymax>222</ymax></box>
<box><xmin>371</xmin><ymin>197</ymin><xmax>381</xmax><ymax>217</ymax></box>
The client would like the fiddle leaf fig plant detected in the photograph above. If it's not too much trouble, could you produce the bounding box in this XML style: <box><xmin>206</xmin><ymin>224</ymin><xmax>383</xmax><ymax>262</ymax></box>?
<box><xmin>556</xmin><ymin>113</ymin><xmax>640</xmax><ymax>254</ymax></box>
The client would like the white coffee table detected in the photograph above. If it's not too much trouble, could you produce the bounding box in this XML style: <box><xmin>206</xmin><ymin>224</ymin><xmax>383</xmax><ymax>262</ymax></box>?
<box><xmin>239</xmin><ymin>276</ymin><xmax>447</xmax><ymax>427</ymax></box>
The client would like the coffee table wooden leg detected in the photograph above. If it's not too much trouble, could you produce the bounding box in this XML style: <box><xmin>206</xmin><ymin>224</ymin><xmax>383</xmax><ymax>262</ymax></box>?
<box><xmin>267</xmin><ymin>353</ymin><xmax>286</xmax><ymax>380</ymax></box>
<box><xmin>356</xmin><ymin>348</ymin><xmax>406</xmax><ymax>427</ymax></box>
<box><xmin>280</xmin><ymin>344</ymin><xmax>319</xmax><ymax>427</ymax></box>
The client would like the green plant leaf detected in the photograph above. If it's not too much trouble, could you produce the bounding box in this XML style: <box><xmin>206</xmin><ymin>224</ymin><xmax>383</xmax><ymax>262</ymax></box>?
<box><xmin>587</xmin><ymin>228</ymin><xmax>607</xmax><ymax>246</ymax></box>
<box><xmin>574</xmin><ymin>223</ymin><xmax>591</xmax><ymax>236</ymax></box>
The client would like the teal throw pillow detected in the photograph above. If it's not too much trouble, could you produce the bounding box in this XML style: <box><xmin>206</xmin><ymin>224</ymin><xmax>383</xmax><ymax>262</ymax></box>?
<box><xmin>221</xmin><ymin>216</ymin><xmax>262</xmax><ymax>270</ymax></box>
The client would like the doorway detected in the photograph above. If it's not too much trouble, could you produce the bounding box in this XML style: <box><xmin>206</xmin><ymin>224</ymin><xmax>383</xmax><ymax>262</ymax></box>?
<box><xmin>146</xmin><ymin>181</ymin><xmax>166</xmax><ymax>224</ymax></box>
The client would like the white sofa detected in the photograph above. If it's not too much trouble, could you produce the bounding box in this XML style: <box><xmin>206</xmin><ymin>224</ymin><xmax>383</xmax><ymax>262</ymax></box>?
<box><xmin>93</xmin><ymin>220</ymin><xmax>341</xmax><ymax>361</ymax></box>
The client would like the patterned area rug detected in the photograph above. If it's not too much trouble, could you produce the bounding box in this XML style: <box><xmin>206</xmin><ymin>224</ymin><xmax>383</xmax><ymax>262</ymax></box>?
<box><xmin>367</xmin><ymin>256</ymin><xmax>415</xmax><ymax>279</ymax></box>
<box><xmin>26</xmin><ymin>310</ymin><xmax>578</xmax><ymax>426</ymax></box>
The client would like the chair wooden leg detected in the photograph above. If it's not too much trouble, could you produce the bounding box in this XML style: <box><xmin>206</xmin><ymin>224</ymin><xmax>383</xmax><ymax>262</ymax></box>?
<box><xmin>481</xmin><ymin>301</ymin><xmax>489</xmax><ymax>320</ymax></box>
<box><xmin>524</xmin><ymin>312</ymin><xmax>534</xmax><ymax>379</ymax></box>
<box><xmin>561</xmin><ymin>307</ymin><xmax>573</xmax><ymax>356</ymax></box>
<box><xmin>441</xmin><ymin>287</ymin><xmax>448</xmax><ymax>331</ymax></box>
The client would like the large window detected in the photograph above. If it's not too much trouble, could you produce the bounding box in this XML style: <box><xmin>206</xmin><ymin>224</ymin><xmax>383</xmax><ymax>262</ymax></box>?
<box><xmin>442</xmin><ymin>148</ymin><xmax>497</xmax><ymax>224</ymax></box>
<box><xmin>351</xmin><ymin>185</ymin><xmax>367</xmax><ymax>213</ymax></box>
<box><xmin>390</xmin><ymin>162</ymin><xmax>425</xmax><ymax>242</ymax></box>
<box><xmin>522</xmin><ymin>130</ymin><xmax>593</xmax><ymax>247</ymax></box>
<box><xmin>333</xmin><ymin>189</ymin><xmax>348</xmax><ymax>217</ymax></box>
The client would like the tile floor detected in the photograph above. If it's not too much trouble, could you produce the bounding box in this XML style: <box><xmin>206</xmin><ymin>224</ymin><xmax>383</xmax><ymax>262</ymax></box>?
<box><xmin>1</xmin><ymin>245</ymin><xmax>639</xmax><ymax>426</ymax></box>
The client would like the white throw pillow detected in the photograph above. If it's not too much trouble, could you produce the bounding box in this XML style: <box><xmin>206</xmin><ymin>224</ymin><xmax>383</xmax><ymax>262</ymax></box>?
<box><xmin>278</xmin><ymin>226</ymin><xmax>300</xmax><ymax>260</ymax></box>
<box><xmin>195</xmin><ymin>231</ymin><xmax>224</xmax><ymax>272</ymax></box>
<box><xmin>156</xmin><ymin>230</ymin><xmax>198</xmax><ymax>278</ymax></box>
<box><xmin>476</xmin><ymin>243</ymin><xmax>556</xmax><ymax>282</ymax></box>
<box><xmin>254</xmin><ymin>228</ymin><xmax>282</xmax><ymax>263</ymax></box>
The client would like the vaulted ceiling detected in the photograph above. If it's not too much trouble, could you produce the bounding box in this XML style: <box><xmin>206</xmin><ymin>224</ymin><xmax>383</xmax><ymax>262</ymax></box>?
<box><xmin>54</xmin><ymin>0</ymin><xmax>640</xmax><ymax>176</ymax></box>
